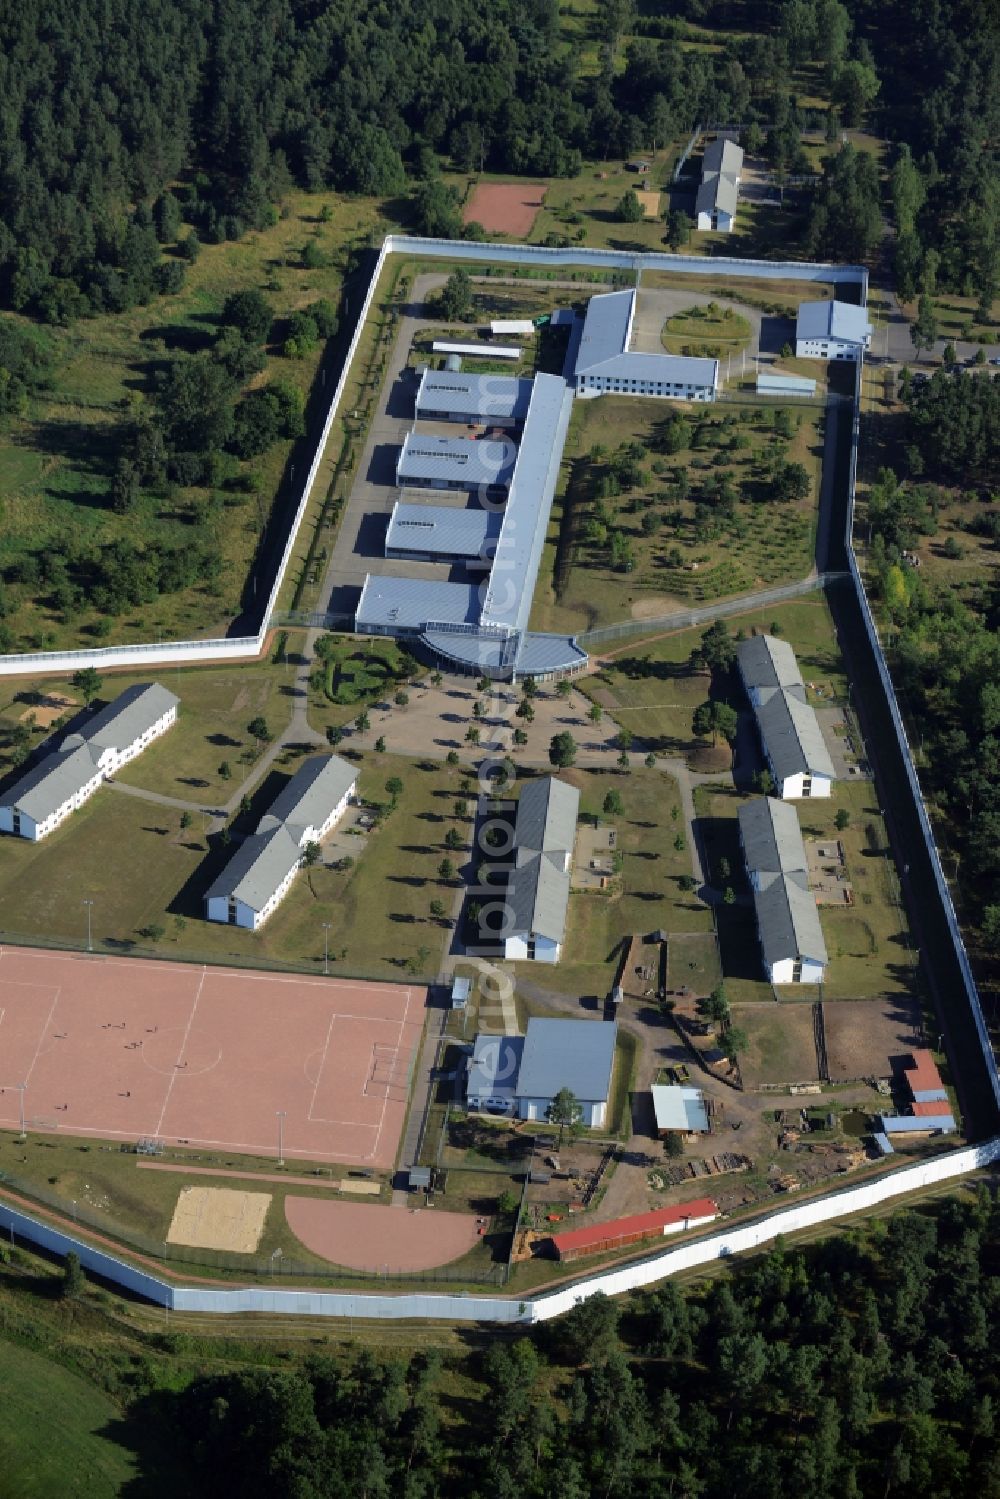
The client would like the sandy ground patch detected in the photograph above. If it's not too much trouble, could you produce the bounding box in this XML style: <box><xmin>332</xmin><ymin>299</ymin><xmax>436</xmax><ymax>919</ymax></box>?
<box><xmin>464</xmin><ymin>182</ymin><xmax>547</xmax><ymax>237</ymax></box>
<box><xmin>167</xmin><ymin>1186</ymin><xmax>271</xmax><ymax>1252</ymax></box>
<box><xmin>823</xmin><ymin>997</ymin><xmax>923</xmax><ymax>1083</ymax></box>
<box><xmin>629</xmin><ymin>594</ymin><xmax>686</xmax><ymax>620</ymax></box>
<box><xmin>338</xmin><ymin>1179</ymin><xmax>381</xmax><ymax>1195</ymax></box>
<box><xmin>19</xmin><ymin>693</ymin><xmax>77</xmax><ymax>728</ymax></box>
<box><xmin>636</xmin><ymin>190</ymin><xmax>662</xmax><ymax>219</ymax></box>
<box><xmin>285</xmin><ymin>1197</ymin><xmax>483</xmax><ymax>1271</ymax></box>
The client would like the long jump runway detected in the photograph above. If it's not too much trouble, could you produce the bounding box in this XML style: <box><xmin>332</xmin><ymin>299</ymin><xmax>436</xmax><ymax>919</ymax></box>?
<box><xmin>0</xmin><ymin>947</ymin><xmax>425</xmax><ymax>1168</ymax></box>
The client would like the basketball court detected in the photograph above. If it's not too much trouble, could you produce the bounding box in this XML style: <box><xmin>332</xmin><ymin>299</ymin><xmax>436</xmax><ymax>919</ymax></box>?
<box><xmin>0</xmin><ymin>946</ymin><xmax>425</xmax><ymax>1167</ymax></box>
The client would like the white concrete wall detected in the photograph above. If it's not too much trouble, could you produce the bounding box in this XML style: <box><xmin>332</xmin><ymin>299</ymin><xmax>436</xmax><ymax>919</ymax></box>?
<box><xmin>504</xmin><ymin>934</ymin><xmax>530</xmax><ymax>961</ymax></box>
<box><xmin>4</xmin><ymin>1137</ymin><xmax>998</xmax><ymax>1324</ymax></box>
<box><xmin>205</xmin><ymin>894</ymin><xmax>257</xmax><ymax>929</ymax></box>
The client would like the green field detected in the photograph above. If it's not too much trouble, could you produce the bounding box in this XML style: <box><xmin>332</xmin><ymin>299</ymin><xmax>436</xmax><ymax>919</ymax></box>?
<box><xmin>0</xmin><ymin>659</ymin><xmax>297</xmax><ymax>798</ymax></box>
<box><xmin>0</xmin><ymin>1339</ymin><xmax>144</xmax><ymax>1498</ymax></box>
<box><xmin>661</xmin><ymin>303</ymin><xmax>752</xmax><ymax>356</ymax></box>
<box><xmin>530</xmin><ymin>393</ymin><xmax>822</xmax><ymax>637</ymax></box>
<box><xmin>507</xmin><ymin>763</ymin><xmax>713</xmax><ymax>1003</ymax></box>
<box><xmin>580</xmin><ymin>596</ymin><xmax>847</xmax><ymax>758</ymax></box>
<box><xmin>0</xmin><ymin>188</ymin><xmax>398</xmax><ymax>652</ymax></box>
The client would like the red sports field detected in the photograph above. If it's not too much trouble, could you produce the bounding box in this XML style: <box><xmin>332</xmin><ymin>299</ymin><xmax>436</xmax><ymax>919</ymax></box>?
<box><xmin>0</xmin><ymin>947</ymin><xmax>424</xmax><ymax>1168</ymax></box>
<box><xmin>463</xmin><ymin>181</ymin><xmax>547</xmax><ymax>237</ymax></box>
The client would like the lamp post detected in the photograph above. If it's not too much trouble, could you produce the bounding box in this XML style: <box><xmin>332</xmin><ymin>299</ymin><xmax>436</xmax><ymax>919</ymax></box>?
<box><xmin>270</xmin><ymin>1247</ymin><xmax>283</xmax><ymax>1278</ymax></box>
<box><xmin>276</xmin><ymin>1110</ymin><xmax>286</xmax><ymax>1167</ymax></box>
<box><xmin>17</xmin><ymin>1083</ymin><xmax>26</xmax><ymax>1142</ymax></box>
<box><xmin>82</xmin><ymin>898</ymin><xmax>94</xmax><ymax>953</ymax></box>
<box><xmin>322</xmin><ymin>923</ymin><xmax>331</xmax><ymax>977</ymax></box>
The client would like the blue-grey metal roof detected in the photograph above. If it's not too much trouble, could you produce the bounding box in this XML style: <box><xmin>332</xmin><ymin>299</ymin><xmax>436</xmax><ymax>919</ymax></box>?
<box><xmin>738</xmin><ymin>797</ymin><xmax>807</xmax><ymax>875</ymax></box>
<box><xmin>0</xmin><ymin>741</ymin><xmax>100</xmax><ymax>822</ymax></box>
<box><xmin>651</xmin><ymin>1085</ymin><xmax>709</xmax><ymax>1133</ymax></box>
<box><xmin>755</xmin><ymin>691</ymin><xmax>836</xmax><ymax>783</ymax></box>
<box><xmin>356</xmin><ymin>375</ymin><xmax>590</xmax><ymax>680</ymax></box>
<box><xmin>752</xmin><ymin>871</ymin><xmax>828</xmax><ymax>969</ymax></box>
<box><xmin>77</xmin><ymin>683</ymin><xmax>179</xmax><ymax>751</ymax></box>
<box><xmin>355</xmin><ymin>575</ymin><xmax>481</xmax><ymax>631</ymax></box>
<box><xmin>757</xmin><ymin>373</ymin><xmax>817</xmax><ymax>396</ymax></box>
<box><xmin>0</xmin><ymin>682</ymin><xmax>178</xmax><ymax>823</ymax></box>
<box><xmin>205</xmin><ymin>825</ymin><xmax>301</xmax><ymax>911</ymax></box>
<box><xmin>696</xmin><ymin>170</ymin><xmax>739</xmax><ymax>220</ymax></box>
<box><xmin>514</xmin><ymin>633</ymin><xmax>588</xmax><ymax>675</ymax></box>
<box><xmin>451</xmin><ymin>976</ymin><xmax>471</xmax><ymax>1001</ymax></box>
<box><xmin>575</xmin><ymin>290</ymin><xmax>635</xmax><ymax>375</ymax></box>
<box><xmin>467</xmin><ymin>1033</ymin><xmax>524</xmax><ymax>1099</ymax></box>
<box><xmin>515</xmin><ymin>1018</ymin><xmax>617</xmax><ymax>1104</ymax></box>
<box><xmin>911</xmin><ymin>1088</ymin><xmax>949</xmax><ymax>1104</ymax></box>
<box><xmin>416</xmin><ymin>369</ymin><xmax>532</xmax><ymax>424</ymax></box>
<box><xmin>506</xmin><ymin>777</ymin><xmax>579</xmax><ymax>943</ymax></box>
<box><xmin>515</xmin><ymin>776</ymin><xmax>579</xmax><ymax>857</ymax></box>
<box><xmin>737</xmin><ymin>634</ymin><xmax>804</xmax><ymax>696</ymax></box>
<box><xmin>574</xmin><ymin>290</ymin><xmax>717</xmax><ymax>388</ymax></box>
<box><xmin>480</xmin><ymin>374</ymin><xmax>574</xmax><ymax>636</ymax></box>
<box><xmin>796</xmin><ymin>300</ymin><xmax>872</xmax><ymax>345</ymax></box>
<box><xmin>396</xmin><ymin>432</ymin><xmax>517</xmax><ymax>490</ymax></box>
<box><xmin>872</xmin><ymin>1132</ymin><xmax>894</xmax><ymax>1155</ymax></box>
<box><xmin>257</xmin><ymin>755</ymin><xmax>356</xmax><ymax>842</ymax></box>
<box><xmin>878</xmin><ymin>1113</ymin><xmax>956</xmax><ymax>1134</ymax></box>
<box><xmin>702</xmin><ymin>138</ymin><xmax>743</xmax><ymax>178</ymax></box>
<box><xmin>385</xmin><ymin>502</ymin><xmax>501</xmax><ymax>559</ymax></box>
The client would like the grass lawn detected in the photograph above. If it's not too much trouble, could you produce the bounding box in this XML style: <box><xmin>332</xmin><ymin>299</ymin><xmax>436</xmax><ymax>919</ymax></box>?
<box><xmin>0</xmin><ymin>1338</ymin><xmax>143</xmax><ymax>1498</ymax></box>
<box><xmin>530</xmin><ymin>393</ymin><xmax>822</xmax><ymax>636</ymax></box>
<box><xmin>661</xmin><ymin>304</ymin><xmax>752</xmax><ymax>356</ymax></box>
<box><xmin>0</xmin><ymin>736</ymin><xmax>466</xmax><ymax>981</ymax></box>
<box><xmin>694</xmin><ymin>775</ymin><xmax>917</xmax><ymax>1006</ymax></box>
<box><xmin>579</xmin><ymin>595</ymin><xmax>844</xmax><ymax>759</ymax></box>
<box><xmin>734</xmin><ymin>1003</ymin><xmax>820</xmax><ymax>1088</ymax></box>
<box><xmin>0</xmin><ymin>790</ymin><xmax>210</xmax><ymax>951</ymax></box>
<box><xmin>508</xmin><ymin>764</ymin><xmax>713</xmax><ymax>1003</ymax></box>
<box><xmin>0</xmin><ymin>659</ymin><xmax>297</xmax><ymax>800</ymax></box>
<box><xmin>0</xmin><ymin>187</ymin><xmax>400</xmax><ymax>652</ymax></box>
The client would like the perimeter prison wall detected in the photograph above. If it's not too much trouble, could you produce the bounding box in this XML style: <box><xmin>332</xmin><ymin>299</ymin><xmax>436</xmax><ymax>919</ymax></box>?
<box><xmin>2</xmin><ymin>1136</ymin><xmax>999</xmax><ymax>1322</ymax></box>
<box><xmin>0</xmin><ymin>237</ymin><xmax>862</xmax><ymax>680</ymax></box>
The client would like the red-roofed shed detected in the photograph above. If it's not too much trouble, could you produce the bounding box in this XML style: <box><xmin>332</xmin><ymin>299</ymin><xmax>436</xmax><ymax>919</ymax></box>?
<box><xmin>905</xmin><ymin>1050</ymin><xmax>944</xmax><ymax>1098</ymax></box>
<box><xmin>911</xmin><ymin>1099</ymin><xmax>952</xmax><ymax>1117</ymax></box>
<box><xmin>549</xmin><ymin>1199</ymin><xmax>718</xmax><ymax>1262</ymax></box>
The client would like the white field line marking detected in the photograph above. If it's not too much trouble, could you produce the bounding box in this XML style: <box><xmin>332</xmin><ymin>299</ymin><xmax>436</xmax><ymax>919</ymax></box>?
<box><xmin>372</xmin><ymin>986</ymin><xmax>415</xmax><ymax>1160</ymax></box>
<box><xmin>306</xmin><ymin>1010</ymin><xmax>339</xmax><ymax>1125</ymax></box>
<box><xmin>23</xmin><ymin>988</ymin><xmax>62</xmax><ymax>1088</ymax></box>
<box><xmin>153</xmin><ymin>967</ymin><xmax>208</xmax><ymax>1138</ymax></box>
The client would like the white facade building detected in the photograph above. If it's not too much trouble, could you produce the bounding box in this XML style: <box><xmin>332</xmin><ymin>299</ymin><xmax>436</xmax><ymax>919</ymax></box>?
<box><xmin>205</xmin><ymin>755</ymin><xmax>356</xmax><ymax>930</ymax></box>
<box><xmin>795</xmin><ymin>300</ymin><xmax>873</xmax><ymax>360</ymax></box>
<box><xmin>573</xmin><ymin>291</ymin><xmax>719</xmax><ymax>403</ymax></box>
<box><xmin>0</xmin><ymin>683</ymin><xmax>179</xmax><ymax>842</ymax></box>
<box><xmin>696</xmin><ymin>138</ymin><xmax>743</xmax><ymax>232</ymax></box>
<box><xmin>738</xmin><ymin>797</ymin><xmax>828</xmax><ymax>985</ymax></box>
<box><xmin>503</xmin><ymin>777</ymin><xmax>580</xmax><ymax>962</ymax></box>
<box><xmin>466</xmin><ymin>1018</ymin><xmax>617</xmax><ymax>1128</ymax></box>
<box><xmin>737</xmin><ymin>634</ymin><xmax>835</xmax><ymax>800</ymax></box>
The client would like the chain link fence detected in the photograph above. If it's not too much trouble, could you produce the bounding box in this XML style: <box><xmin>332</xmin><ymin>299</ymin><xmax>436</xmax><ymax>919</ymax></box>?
<box><xmin>578</xmin><ymin>574</ymin><xmax>836</xmax><ymax>650</ymax></box>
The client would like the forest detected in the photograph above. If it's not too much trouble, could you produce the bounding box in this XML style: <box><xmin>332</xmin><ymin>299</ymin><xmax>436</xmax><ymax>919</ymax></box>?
<box><xmin>37</xmin><ymin>1188</ymin><xmax>1000</xmax><ymax>1497</ymax></box>
<box><xmin>864</xmin><ymin>372</ymin><xmax>1000</xmax><ymax>960</ymax></box>
<box><xmin>1</xmin><ymin>0</ymin><xmax>994</xmax><ymax>321</ymax></box>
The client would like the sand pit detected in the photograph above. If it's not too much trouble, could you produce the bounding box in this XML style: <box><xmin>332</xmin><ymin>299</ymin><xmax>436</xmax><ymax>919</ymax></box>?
<box><xmin>167</xmin><ymin>1186</ymin><xmax>271</xmax><ymax>1252</ymax></box>
<box><xmin>464</xmin><ymin>182</ymin><xmax>546</xmax><ymax>237</ymax></box>
<box><xmin>18</xmin><ymin>694</ymin><xmax>77</xmax><ymax>728</ymax></box>
<box><xmin>637</xmin><ymin>190</ymin><xmax>662</xmax><ymax>219</ymax></box>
